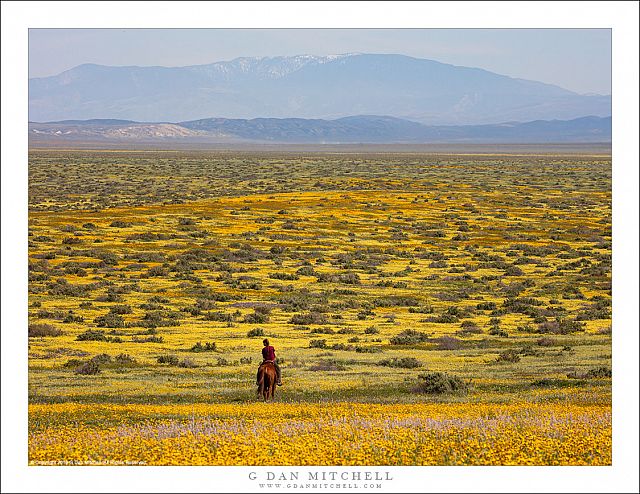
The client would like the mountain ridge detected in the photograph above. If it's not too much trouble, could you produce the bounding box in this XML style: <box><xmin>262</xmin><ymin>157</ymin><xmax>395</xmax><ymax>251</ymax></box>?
<box><xmin>29</xmin><ymin>114</ymin><xmax>612</xmax><ymax>144</ymax></box>
<box><xmin>29</xmin><ymin>53</ymin><xmax>611</xmax><ymax>124</ymax></box>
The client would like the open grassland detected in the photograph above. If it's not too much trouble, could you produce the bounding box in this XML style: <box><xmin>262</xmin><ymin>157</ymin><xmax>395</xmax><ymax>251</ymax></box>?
<box><xmin>28</xmin><ymin>149</ymin><xmax>611</xmax><ymax>465</ymax></box>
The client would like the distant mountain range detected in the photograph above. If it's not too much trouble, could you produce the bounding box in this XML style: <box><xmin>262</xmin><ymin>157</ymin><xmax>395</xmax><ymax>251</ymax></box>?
<box><xmin>29</xmin><ymin>54</ymin><xmax>611</xmax><ymax>125</ymax></box>
<box><xmin>29</xmin><ymin>115</ymin><xmax>612</xmax><ymax>144</ymax></box>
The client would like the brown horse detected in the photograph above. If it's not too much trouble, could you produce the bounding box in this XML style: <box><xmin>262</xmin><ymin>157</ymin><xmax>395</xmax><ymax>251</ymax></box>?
<box><xmin>257</xmin><ymin>361</ymin><xmax>277</xmax><ymax>401</ymax></box>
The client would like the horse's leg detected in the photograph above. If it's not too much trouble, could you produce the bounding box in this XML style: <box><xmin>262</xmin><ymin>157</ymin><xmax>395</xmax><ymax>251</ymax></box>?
<box><xmin>262</xmin><ymin>375</ymin><xmax>268</xmax><ymax>401</ymax></box>
<box><xmin>269</xmin><ymin>374</ymin><xmax>276</xmax><ymax>400</ymax></box>
<box><xmin>257</xmin><ymin>374</ymin><xmax>264</xmax><ymax>398</ymax></box>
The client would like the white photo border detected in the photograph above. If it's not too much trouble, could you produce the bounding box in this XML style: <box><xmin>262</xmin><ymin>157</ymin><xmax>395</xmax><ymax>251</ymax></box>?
<box><xmin>2</xmin><ymin>1</ymin><xmax>638</xmax><ymax>493</ymax></box>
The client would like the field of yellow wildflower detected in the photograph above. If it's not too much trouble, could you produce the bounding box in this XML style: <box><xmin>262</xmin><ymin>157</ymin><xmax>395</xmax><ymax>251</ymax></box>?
<box><xmin>29</xmin><ymin>402</ymin><xmax>610</xmax><ymax>466</ymax></box>
<box><xmin>28</xmin><ymin>149</ymin><xmax>611</xmax><ymax>465</ymax></box>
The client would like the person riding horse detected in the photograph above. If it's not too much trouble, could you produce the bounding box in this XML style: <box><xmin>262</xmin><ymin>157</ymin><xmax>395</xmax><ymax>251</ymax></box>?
<box><xmin>257</xmin><ymin>338</ymin><xmax>282</xmax><ymax>386</ymax></box>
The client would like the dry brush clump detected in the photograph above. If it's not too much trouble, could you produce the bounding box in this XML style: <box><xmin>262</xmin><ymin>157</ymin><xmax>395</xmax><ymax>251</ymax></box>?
<box><xmin>28</xmin><ymin>323</ymin><xmax>63</xmax><ymax>338</ymax></box>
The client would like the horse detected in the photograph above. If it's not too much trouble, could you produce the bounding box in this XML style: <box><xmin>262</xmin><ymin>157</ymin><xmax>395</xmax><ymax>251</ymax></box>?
<box><xmin>257</xmin><ymin>361</ymin><xmax>277</xmax><ymax>401</ymax></box>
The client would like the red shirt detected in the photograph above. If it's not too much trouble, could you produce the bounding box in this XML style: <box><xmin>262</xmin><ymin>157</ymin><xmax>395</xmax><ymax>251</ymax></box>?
<box><xmin>262</xmin><ymin>345</ymin><xmax>276</xmax><ymax>361</ymax></box>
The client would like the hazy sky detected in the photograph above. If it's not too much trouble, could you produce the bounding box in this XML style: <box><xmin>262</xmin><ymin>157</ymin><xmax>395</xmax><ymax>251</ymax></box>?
<box><xmin>29</xmin><ymin>29</ymin><xmax>612</xmax><ymax>95</ymax></box>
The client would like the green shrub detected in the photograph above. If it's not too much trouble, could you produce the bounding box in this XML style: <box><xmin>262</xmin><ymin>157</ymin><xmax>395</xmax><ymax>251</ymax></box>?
<box><xmin>378</xmin><ymin>357</ymin><xmax>421</xmax><ymax>368</ymax></box>
<box><xmin>190</xmin><ymin>341</ymin><xmax>217</xmax><ymax>352</ymax></box>
<box><xmin>63</xmin><ymin>358</ymin><xmax>85</xmax><ymax>368</ymax></box>
<box><xmin>355</xmin><ymin>345</ymin><xmax>382</xmax><ymax>353</ymax></box>
<box><xmin>108</xmin><ymin>304</ymin><xmax>132</xmax><ymax>315</ymax></box>
<box><xmin>309</xmin><ymin>339</ymin><xmax>327</xmax><ymax>349</ymax></box>
<box><xmin>504</xmin><ymin>265</ymin><xmax>524</xmax><ymax>276</ymax></box>
<box><xmin>414</xmin><ymin>372</ymin><xmax>469</xmax><ymax>394</ymax></box>
<box><xmin>246</xmin><ymin>327</ymin><xmax>265</xmax><ymax>337</ymax></box>
<box><xmin>296</xmin><ymin>266</ymin><xmax>316</xmax><ymax>276</ymax></box>
<box><xmin>337</xmin><ymin>328</ymin><xmax>355</xmax><ymax>334</ymax></box>
<box><xmin>132</xmin><ymin>335</ymin><xmax>163</xmax><ymax>343</ymax></box>
<box><xmin>489</xmin><ymin>327</ymin><xmax>509</xmax><ymax>337</ymax></box>
<box><xmin>290</xmin><ymin>312</ymin><xmax>329</xmax><ymax>325</ymax></box>
<box><xmin>310</xmin><ymin>327</ymin><xmax>335</xmax><ymax>334</ymax></box>
<box><xmin>110</xmin><ymin>220</ymin><xmax>132</xmax><ymax>228</ymax></box>
<box><xmin>243</xmin><ymin>311</ymin><xmax>270</xmax><ymax>324</ymax></box>
<box><xmin>269</xmin><ymin>272</ymin><xmax>299</xmax><ymax>281</ymax></box>
<box><xmin>390</xmin><ymin>329</ymin><xmax>430</xmax><ymax>345</ymax></box>
<box><xmin>476</xmin><ymin>302</ymin><xmax>497</xmax><ymax>311</ymax></box>
<box><xmin>94</xmin><ymin>313</ymin><xmax>125</xmax><ymax>328</ymax></box>
<box><xmin>76</xmin><ymin>330</ymin><xmax>108</xmax><ymax>342</ymax></box>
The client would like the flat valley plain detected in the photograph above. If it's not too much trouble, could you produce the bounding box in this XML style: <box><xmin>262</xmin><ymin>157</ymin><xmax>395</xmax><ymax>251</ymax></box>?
<box><xmin>28</xmin><ymin>148</ymin><xmax>612</xmax><ymax>465</ymax></box>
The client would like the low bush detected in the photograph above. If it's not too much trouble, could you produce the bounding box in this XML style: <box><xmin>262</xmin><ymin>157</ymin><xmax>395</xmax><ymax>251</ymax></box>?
<box><xmin>178</xmin><ymin>358</ymin><xmax>197</xmax><ymax>368</ymax></box>
<box><xmin>496</xmin><ymin>349</ymin><xmax>521</xmax><ymax>363</ymax></box>
<box><xmin>157</xmin><ymin>354</ymin><xmax>179</xmax><ymax>365</ymax></box>
<box><xmin>337</xmin><ymin>328</ymin><xmax>355</xmax><ymax>334</ymax></box>
<box><xmin>290</xmin><ymin>312</ymin><xmax>329</xmax><ymax>325</ymax></box>
<box><xmin>536</xmin><ymin>318</ymin><xmax>585</xmax><ymax>334</ymax></box>
<box><xmin>94</xmin><ymin>313</ymin><xmax>125</xmax><ymax>328</ymax></box>
<box><xmin>190</xmin><ymin>341</ymin><xmax>217</xmax><ymax>352</ymax></box>
<box><xmin>114</xmin><ymin>353</ymin><xmax>136</xmax><ymax>364</ymax></box>
<box><xmin>585</xmin><ymin>366</ymin><xmax>612</xmax><ymax>378</ymax></box>
<box><xmin>76</xmin><ymin>330</ymin><xmax>108</xmax><ymax>342</ymax></box>
<box><xmin>132</xmin><ymin>335</ymin><xmax>163</xmax><ymax>343</ymax></box>
<box><xmin>536</xmin><ymin>337</ymin><xmax>556</xmax><ymax>347</ymax></box>
<box><xmin>309</xmin><ymin>359</ymin><xmax>349</xmax><ymax>371</ymax></box>
<box><xmin>63</xmin><ymin>358</ymin><xmax>85</xmax><ymax>368</ymax></box>
<box><xmin>378</xmin><ymin>357</ymin><xmax>421</xmax><ymax>368</ymax></box>
<box><xmin>310</xmin><ymin>327</ymin><xmax>335</xmax><ymax>334</ymax></box>
<box><xmin>390</xmin><ymin>329</ymin><xmax>430</xmax><ymax>345</ymax></box>
<box><xmin>309</xmin><ymin>339</ymin><xmax>327</xmax><ymax>349</ymax></box>
<box><xmin>74</xmin><ymin>361</ymin><xmax>100</xmax><ymax>375</ymax></box>
<box><xmin>331</xmin><ymin>343</ymin><xmax>354</xmax><ymax>351</ymax></box>
<box><xmin>110</xmin><ymin>220</ymin><xmax>132</xmax><ymax>228</ymax></box>
<box><xmin>203</xmin><ymin>311</ymin><xmax>235</xmax><ymax>322</ymax></box>
<box><xmin>246</xmin><ymin>327</ymin><xmax>265</xmax><ymax>337</ymax></box>
<box><xmin>90</xmin><ymin>353</ymin><xmax>112</xmax><ymax>365</ymax></box>
<box><xmin>432</xmin><ymin>336</ymin><xmax>464</xmax><ymax>350</ymax></box>
<box><xmin>108</xmin><ymin>304</ymin><xmax>133</xmax><ymax>315</ymax></box>
<box><xmin>355</xmin><ymin>345</ymin><xmax>382</xmax><ymax>353</ymax></box>
<box><xmin>489</xmin><ymin>327</ymin><xmax>509</xmax><ymax>337</ymax></box>
<box><xmin>414</xmin><ymin>372</ymin><xmax>469</xmax><ymax>394</ymax></box>
<box><xmin>28</xmin><ymin>323</ymin><xmax>62</xmax><ymax>337</ymax></box>
<box><xmin>457</xmin><ymin>322</ymin><xmax>482</xmax><ymax>336</ymax></box>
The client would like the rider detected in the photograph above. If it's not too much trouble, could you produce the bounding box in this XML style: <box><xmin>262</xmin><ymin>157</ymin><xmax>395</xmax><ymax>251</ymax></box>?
<box><xmin>257</xmin><ymin>338</ymin><xmax>282</xmax><ymax>386</ymax></box>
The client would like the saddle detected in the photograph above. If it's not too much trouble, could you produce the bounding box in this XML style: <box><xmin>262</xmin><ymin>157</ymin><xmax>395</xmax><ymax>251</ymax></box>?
<box><xmin>261</xmin><ymin>360</ymin><xmax>274</xmax><ymax>365</ymax></box>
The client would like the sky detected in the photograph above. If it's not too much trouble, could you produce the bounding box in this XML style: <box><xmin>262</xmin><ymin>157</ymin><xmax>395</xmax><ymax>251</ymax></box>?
<box><xmin>29</xmin><ymin>28</ymin><xmax>611</xmax><ymax>95</ymax></box>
